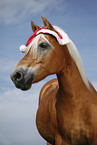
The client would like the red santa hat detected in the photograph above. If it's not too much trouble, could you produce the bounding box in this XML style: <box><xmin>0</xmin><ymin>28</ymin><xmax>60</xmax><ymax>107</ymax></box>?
<box><xmin>19</xmin><ymin>26</ymin><xmax>70</xmax><ymax>53</ymax></box>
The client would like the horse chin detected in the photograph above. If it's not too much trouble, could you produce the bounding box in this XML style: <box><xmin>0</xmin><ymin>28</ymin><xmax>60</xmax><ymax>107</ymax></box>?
<box><xmin>14</xmin><ymin>81</ymin><xmax>33</xmax><ymax>91</ymax></box>
<box><xmin>21</xmin><ymin>85</ymin><xmax>32</xmax><ymax>91</ymax></box>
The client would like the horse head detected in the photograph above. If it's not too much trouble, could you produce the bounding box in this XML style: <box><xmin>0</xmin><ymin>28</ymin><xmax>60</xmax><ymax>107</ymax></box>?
<box><xmin>10</xmin><ymin>17</ymin><xmax>69</xmax><ymax>90</ymax></box>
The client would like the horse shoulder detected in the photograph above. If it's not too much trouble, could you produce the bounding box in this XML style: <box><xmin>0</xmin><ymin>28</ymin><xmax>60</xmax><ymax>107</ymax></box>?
<box><xmin>39</xmin><ymin>78</ymin><xmax>58</xmax><ymax>105</ymax></box>
<box><xmin>36</xmin><ymin>78</ymin><xmax>59</xmax><ymax>144</ymax></box>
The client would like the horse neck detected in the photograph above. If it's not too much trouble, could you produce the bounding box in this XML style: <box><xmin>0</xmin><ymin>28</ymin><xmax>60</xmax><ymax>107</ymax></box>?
<box><xmin>56</xmin><ymin>45</ymin><xmax>90</xmax><ymax>103</ymax></box>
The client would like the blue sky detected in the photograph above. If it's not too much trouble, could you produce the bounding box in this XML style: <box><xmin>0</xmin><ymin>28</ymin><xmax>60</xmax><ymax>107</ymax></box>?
<box><xmin>0</xmin><ymin>0</ymin><xmax>97</xmax><ymax>145</ymax></box>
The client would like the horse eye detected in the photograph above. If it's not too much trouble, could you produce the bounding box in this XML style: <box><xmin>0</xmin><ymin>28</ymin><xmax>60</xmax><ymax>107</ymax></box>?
<box><xmin>39</xmin><ymin>42</ymin><xmax>48</xmax><ymax>49</ymax></box>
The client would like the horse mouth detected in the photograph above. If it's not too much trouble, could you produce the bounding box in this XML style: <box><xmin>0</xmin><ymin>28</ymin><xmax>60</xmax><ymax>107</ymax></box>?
<box><xmin>10</xmin><ymin>68</ymin><xmax>34</xmax><ymax>91</ymax></box>
<box><xmin>14</xmin><ymin>77</ymin><xmax>33</xmax><ymax>91</ymax></box>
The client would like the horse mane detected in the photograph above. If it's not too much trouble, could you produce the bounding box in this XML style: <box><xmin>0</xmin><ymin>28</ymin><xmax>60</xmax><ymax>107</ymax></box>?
<box><xmin>67</xmin><ymin>41</ymin><xmax>90</xmax><ymax>89</ymax></box>
<box><xmin>54</xmin><ymin>26</ymin><xmax>90</xmax><ymax>90</ymax></box>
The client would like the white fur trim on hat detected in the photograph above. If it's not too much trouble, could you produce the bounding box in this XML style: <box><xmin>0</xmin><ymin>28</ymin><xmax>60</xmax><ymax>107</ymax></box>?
<box><xmin>36</xmin><ymin>26</ymin><xmax>71</xmax><ymax>45</ymax></box>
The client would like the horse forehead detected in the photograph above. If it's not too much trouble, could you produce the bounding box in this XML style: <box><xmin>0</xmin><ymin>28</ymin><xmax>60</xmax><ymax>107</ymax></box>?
<box><xmin>31</xmin><ymin>34</ymin><xmax>51</xmax><ymax>46</ymax></box>
<box><xmin>25</xmin><ymin>34</ymin><xmax>52</xmax><ymax>57</ymax></box>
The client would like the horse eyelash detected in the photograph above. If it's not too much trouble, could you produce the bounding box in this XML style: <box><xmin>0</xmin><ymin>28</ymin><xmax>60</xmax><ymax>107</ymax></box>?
<box><xmin>39</xmin><ymin>42</ymin><xmax>49</xmax><ymax>49</ymax></box>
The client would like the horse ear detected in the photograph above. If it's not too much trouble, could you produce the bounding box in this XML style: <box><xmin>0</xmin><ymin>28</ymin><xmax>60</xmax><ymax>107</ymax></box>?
<box><xmin>31</xmin><ymin>21</ymin><xmax>40</xmax><ymax>32</ymax></box>
<box><xmin>41</xmin><ymin>16</ymin><xmax>55</xmax><ymax>31</ymax></box>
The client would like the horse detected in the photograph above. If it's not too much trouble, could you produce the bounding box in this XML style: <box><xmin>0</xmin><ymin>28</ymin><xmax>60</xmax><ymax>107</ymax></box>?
<box><xmin>10</xmin><ymin>16</ymin><xmax>97</xmax><ymax>145</ymax></box>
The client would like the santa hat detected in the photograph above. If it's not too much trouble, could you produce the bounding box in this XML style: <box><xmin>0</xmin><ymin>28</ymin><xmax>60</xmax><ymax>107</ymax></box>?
<box><xmin>19</xmin><ymin>26</ymin><xmax>70</xmax><ymax>53</ymax></box>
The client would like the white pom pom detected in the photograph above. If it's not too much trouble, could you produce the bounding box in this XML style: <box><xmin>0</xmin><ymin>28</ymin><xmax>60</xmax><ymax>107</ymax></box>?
<box><xmin>19</xmin><ymin>45</ymin><xmax>27</xmax><ymax>53</ymax></box>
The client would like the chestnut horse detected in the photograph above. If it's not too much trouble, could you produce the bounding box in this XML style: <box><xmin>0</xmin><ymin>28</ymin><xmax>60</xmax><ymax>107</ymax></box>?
<box><xmin>10</xmin><ymin>17</ymin><xmax>97</xmax><ymax>145</ymax></box>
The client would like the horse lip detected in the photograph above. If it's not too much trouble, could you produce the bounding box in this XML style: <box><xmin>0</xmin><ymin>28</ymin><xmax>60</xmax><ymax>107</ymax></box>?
<box><xmin>17</xmin><ymin>74</ymin><xmax>33</xmax><ymax>91</ymax></box>
<box><xmin>22</xmin><ymin>75</ymin><xmax>34</xmax><ymax>91</ymax></box>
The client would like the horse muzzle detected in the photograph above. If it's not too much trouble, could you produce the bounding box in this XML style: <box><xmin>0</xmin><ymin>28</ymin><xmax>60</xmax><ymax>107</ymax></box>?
<box><xmin>10</xmin><ymin>67</ymin><xmax>34</xmax><ymax>91</ymax></box>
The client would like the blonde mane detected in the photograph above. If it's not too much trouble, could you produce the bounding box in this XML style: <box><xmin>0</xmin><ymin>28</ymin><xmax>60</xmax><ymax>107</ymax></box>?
<box><xmin>54</xmin><ymin>26</ymin><xmax>90</xmax><ymax>90</ymax></box>
<box><xmin>67</xmin><ymin>41</ymin><xmax>90</xmax><ymax>89</ymax></box>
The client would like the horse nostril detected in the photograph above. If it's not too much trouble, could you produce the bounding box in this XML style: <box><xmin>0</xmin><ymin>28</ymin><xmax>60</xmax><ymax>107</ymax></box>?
<box><xmin>15</xmin><ymin>71</ymin><xmax>23</xmax><ymax>81</ymax></box>
<box><xmin>11</xmin><ymin>71</ymin><xmax>24</xmax><ymax>82</ymax></box>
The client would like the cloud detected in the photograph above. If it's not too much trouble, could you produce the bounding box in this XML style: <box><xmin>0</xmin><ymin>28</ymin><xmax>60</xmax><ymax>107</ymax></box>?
<box><xmin>0</xmin><ymin>80</ymin><xmax>46</xmax><ymax>145</ymax></box>
<box><xmin>0</xmin><ymin>59</ymin><xmax>16</xmax><ymax>73</ymax></box>
<box><xmin>0</xmin><ymin>59</ymin><xmax>18</xmax><ymax>91</ymax></box>
<box><xmin>0</xmin><ymin>0</ymin><xmax>65</xmax><ymax>24</ymax></box>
